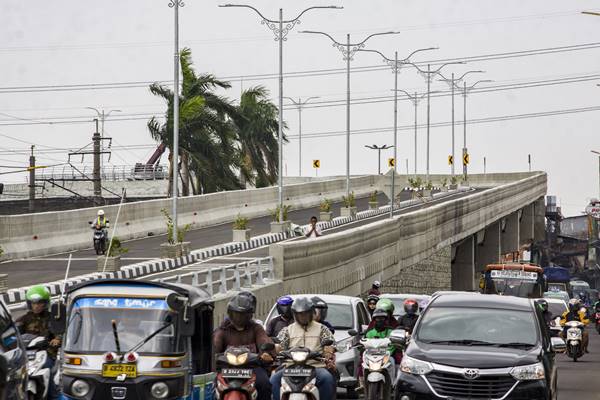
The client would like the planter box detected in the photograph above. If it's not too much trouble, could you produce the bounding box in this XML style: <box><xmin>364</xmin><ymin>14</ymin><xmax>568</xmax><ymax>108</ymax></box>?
<box><xmin>449</xmin><ymin>184</ymin><xmax>458</xmax><ymax>190</ymax></box>
<box><xmin>340</xmin><ymin>206</ymin><xmax>357</xmax><ymax>219</ymax></box>
<box><xmin>233</xmin><ymin>229</ymin><xmax>251</xmax><ymax>242</ymax></box>
<box><xmin>271</xmin><ymin>221</ymin><xmax>291</xmax><ymax>234</ymax></box>
<box><xmin>422</xmin><ymin>189</ymin><xmax>433</xmax><ymax>198</ymax></box>
<box><xmin>180</xmin><ymin>241</ymin><xmax>191</xmax><ymax>257</ymax></box>
<box><xmin>440</xmin><ymin>186</ymin><xmax>449</xmax><ymax>192</ymax></box>
<box><xmin>368</xmin><ymin>201</ymin><xmax>379</xmax><ymax>210</ymax></box>
<box><xmin>97</xmin><ymin>256</ymin><xmax>121</xmax><ymax>273</ymax></box>
<box><xmin>319</xmin><ymin>211</ymin><xmax>333</xmax><ymax>222</ymax></box>
<box><xmin>161</xmin><ymin>242</ymin><xmax>191</xmax><ymax>258</ymax></box>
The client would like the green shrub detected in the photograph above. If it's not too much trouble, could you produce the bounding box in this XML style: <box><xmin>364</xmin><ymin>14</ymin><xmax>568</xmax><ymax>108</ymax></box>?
<box><xmin>408</xmin><ymin>177</ymin><xmax>423</xmax><ymax>188</ymax></box>
<box><xmin>342</xmin><ymin>191</ymin><xmax>356</xmax><ymax>208</ymax></box>
<box><xmin>369</xmin><ymin>190</ymin><xmax>378</xmax><ymax>203</ymax></box>
<box><xmin>233</xmin><ymin>214</ymin><xmax>249</xmax><ymax>230</ymax></box>
<box><xmin>161</xmin><ymin>208</ymin><xmax>190</xmax><ymax>244</ymax></box>
<box><xmin>450</xmin><ymin>175</ymin><xmax>459</xmax><ymax>185</ymax></box>
<box><xmin>441</xmin><ymin>177</ymin><xmax>448</xmax><ymax>187</ymax></box>
<box><xmin>107</xmin><ymin>236</ymin><xmax>128</xmax><ymax>257</ymax></box>
<box><xmin>319</xmin><ymin>199</ymin><xmax>332</xmax><ymax>213</ymax></box>
<box><xmin>425</xmin><ymin>181</ymin><xmax>434</xmax><ymax>191</ymax></box>
<box><xmin>270</xmin><ymin>204</ymin><xmax>291</xmax><ymax>222</ymax></box>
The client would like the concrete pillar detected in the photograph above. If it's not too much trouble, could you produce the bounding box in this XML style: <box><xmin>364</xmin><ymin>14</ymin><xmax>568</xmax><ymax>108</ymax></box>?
<box><xmin>451</xmin><ymin>236</ymin><xmax>476</xmax><ymax>291</ymax></box>
<box><xmin>501</xmin><ymin>212</ymin><xmax>520</xmax><ymax>256</ymax></box>
<box><xmin>476</xmin><ymin>221</ymin><xmax>501</xmax><ymax>274</ymax></box>
<box><xmin>533</xmin><ymin>197</ymin><xmax>546</xmax><ymax>243</ymax></box>
<box><xmin>520</xmin><ymin>204</ymin><xmax>535</xmax><ymax>246</ymax></box>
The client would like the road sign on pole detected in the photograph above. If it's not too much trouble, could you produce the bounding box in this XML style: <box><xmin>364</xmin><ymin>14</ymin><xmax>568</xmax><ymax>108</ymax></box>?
<box><xmin>463</xmin><ymin>153</ymin><xmax>470</xmax><ymax>166</ymax></box>
<box><xmin>448</xmin><ymin>155</ymin><xmax>454</xmax><ymax>165</ymax></box>
<box><xmin>313</xmin><ymin>160</ymin><xmax>320</xmax><ymax>169</ymax></box>
<box><xmin>388</xmin><ymin>158</ymin><xmax>395</xmax><ymax>168</ymax></box>
<box><xmin>586</xmin><ymin>201</ymin><xmax>600</xmax><ymax>219</ymax></box>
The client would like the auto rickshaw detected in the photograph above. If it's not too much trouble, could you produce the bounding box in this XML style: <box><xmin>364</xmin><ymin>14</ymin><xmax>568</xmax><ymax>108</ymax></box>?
<box><xmin>50</xmin><ymin>279</ymin><xmax>214</xmax><ymax>400</ymax></box>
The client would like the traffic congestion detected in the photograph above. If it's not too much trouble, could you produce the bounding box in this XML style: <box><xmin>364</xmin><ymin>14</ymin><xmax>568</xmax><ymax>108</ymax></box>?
<box><xmin>0</xmin><ymin>263</ymin><xmax>597</xmax><ymax>400</ymax></box>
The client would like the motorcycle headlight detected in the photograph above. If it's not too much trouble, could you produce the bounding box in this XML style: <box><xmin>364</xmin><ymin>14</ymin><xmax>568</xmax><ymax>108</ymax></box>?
<box><xmin>226</xmin><ymin>352</ymin><xmax>248</xmax><ymax>366</ymax></box>
<box><xmin>336</xmin><ymin>337</ymin><xmax>353</xmax><ymax>353</ymax></box>
<box><xmin>510</xmin><ymin>362</ymin><xmax>545</xmax><ymax>381</ymax></box>
<box><xmin>368</xmin><ymin>360</ymin><xmax>383</xmax><ymax>371</ymax></box>
<box><xmin>71</xmin><ymin>379</ymin><xmax>90</xmax><ymax>398</ymax></box>
<box><xmin>400</xmin><ymin>356</ymin><xmax>433</xmax><ymax>375</ymax></box>
<box><xmin>291</xmin><ymin>351</ymin><xmax>309</xmax><ymax>363</ymax></box>
<box><xmin>150</xmin><ymin>382</ymin><xmax>170</xmax><ymax>399</ymax></box>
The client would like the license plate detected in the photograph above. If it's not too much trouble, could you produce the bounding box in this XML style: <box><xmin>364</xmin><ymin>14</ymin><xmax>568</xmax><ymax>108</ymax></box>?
<box><xmin>283</xmin><ymin>368</ymin><xmax>313</xmax><ymax>377</ymax></box>
<box><xmin>102</xmin><ymin>364</ymin><xmax>137</xmax><ymax>378</ymax></box>
<box><xmin>221</xmin><ymin>369</ymin><xmax>253</xmax><ymax>379</ymax></box>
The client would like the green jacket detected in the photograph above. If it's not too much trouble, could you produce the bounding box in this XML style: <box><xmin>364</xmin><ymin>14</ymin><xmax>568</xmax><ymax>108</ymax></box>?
<box><xmin>365</xmin><ymin>327</ymin><xmax>396</xmax><ymax>354</ymax></box>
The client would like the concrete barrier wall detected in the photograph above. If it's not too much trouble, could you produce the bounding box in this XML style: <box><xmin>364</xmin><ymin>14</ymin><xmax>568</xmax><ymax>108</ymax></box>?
<box><xmin>0</xmin><ymin>176</ymin><xmax>379</xmax><ymax>260</ymax></box>
<box><xmin>270</xmin><ymin>172</ymin><xmax>547</xmax><ymax>298</ymax></box>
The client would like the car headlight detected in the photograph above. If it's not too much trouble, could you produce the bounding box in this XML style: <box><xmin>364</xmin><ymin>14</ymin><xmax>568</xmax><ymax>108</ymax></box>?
<box><xmin>336</xmin><ymin>337</ymin><xmax>353</xmax><ymax>353</ymax></box>
<box><xmin>71</xmin><ymin>379</ymin><xmax>90</xmax><ymax>398</ymax></box>
<box><xmin>151</xmin><ymin>382</ymin><xmax>170</xmax><ymax>399</ymax></box>
<box><xmin>226</xmin><ymin>352</ymin><xmax>248</xmax><ymax>366</ymax></box>
<box><xmin>291</xmin><ymin>351</ymin><xmax>309</xmax><ymax>363</ymax></box>
<box><xmin>510</xmin><ymin>362</ymin><xmax>545</xmax><ymax>381</ymax></box>
<box><xmin>400</xmin><ymin>356</ymin><xmax>433</xmax><ymax>375</ymax></box>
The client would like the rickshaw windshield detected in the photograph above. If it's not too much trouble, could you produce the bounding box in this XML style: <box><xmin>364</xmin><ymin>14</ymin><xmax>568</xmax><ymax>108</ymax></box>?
<box><xmin>65</xmin><ymin>297</ymin><xmax>182</xmax><ymax>354</ymax></box>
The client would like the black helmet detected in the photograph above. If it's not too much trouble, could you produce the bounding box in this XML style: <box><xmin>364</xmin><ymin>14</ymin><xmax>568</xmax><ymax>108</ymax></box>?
<box><xmin>372</xmin><ymin>308</ymin><xmax>388</xmax><ymax>330</ymax></box>
<box><xmin>292</xmin><ymin>297</ymin><xmax>314</xmax><ymax>313</ymax></box>
<box><xmin>239</xmin><ymin>291</ymin><xmax>257</xmax><ymax>313</ymax></box>
<box><xmin>367</xmin><ymin>294</ymin><xmax>380</xmax><ymax>304</ymax></box>
<box><xmin>227</xmin><ymin>294</ymin><xmax>254</xmax><ymax>329</ymax></box>
<box><xmin>311</xmin><ymin>296</ymin><xmax>328</xmax><ymax>321</ymax></box>
<box><xmin>404</xmin><ymin>299</ymin><xmax>419</xmax><ymax>315</ymax></box>
<box><xmin>372</xmin><ymin>308</ymin><xmax>388</xmax><ymax>319</ymax></box>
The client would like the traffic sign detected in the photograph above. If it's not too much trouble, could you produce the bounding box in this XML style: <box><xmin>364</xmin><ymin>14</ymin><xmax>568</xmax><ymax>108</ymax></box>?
<box><xmin>388</xmin><ymin>158</ymin><xmax>395</xmax><ymax>167</ymax></box>
<box><xmin>313</xmin><ymin>160</ymin><xmax>320</xmax><ymax>169</ymax></box>
<box><xmin>586</xmin><ymin>202</ymin><xmax>600</xmax><ymax>219</ymax></box>
<box><xmin>448</xmin><ymin>155</ymin><xmax>454</xmax><ymax>165</ymax></box>
<box><xmin>463</xmin><ymin>153</ymin><xmax>470</xmax><ymax>166</ymax></box>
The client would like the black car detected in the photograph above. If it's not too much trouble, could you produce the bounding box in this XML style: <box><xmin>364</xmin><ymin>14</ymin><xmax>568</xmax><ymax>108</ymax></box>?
<box><xmin>394</xmin><ymin>293</ymin><xmax>564</xmax><ymax>400</ymax></box>
<box><xmin>0</xmin><ymin>300</ymin><xmax>28</xmax><ymax>400</ymax></box>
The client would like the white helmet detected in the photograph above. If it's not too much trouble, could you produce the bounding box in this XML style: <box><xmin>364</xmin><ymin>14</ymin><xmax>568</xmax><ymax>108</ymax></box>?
<box><xmin>97</xmin><ymin>209</ymin><xmax>105</xmax><ymax>216</ymax></box>
<box><xmin>373</xmin><ymin>280</ymin><xmax>381</xmax><ymax>288</ymax></box>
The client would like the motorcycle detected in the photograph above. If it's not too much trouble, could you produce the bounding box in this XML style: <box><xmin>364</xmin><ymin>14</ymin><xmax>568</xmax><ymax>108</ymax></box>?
<box><xmin>215</xmin><ymin>343</ymin><xmax>274</xmax><ymax>400</ymax></box>
<box><xmin>361</xmin><ymin>338</ymin><xmax>395</xmax><ymax>400</ymax></box>
<box><xmin>88</xmin><ymin>221</ymin><xmax>108</xmax><ymax>255</ymax></box>
<box><xmin>21</xmin><ymin>334</ymin><xmax>51</xmax><ymax>400</ymax></box>
<box><xmin>564</xmin><ymin>320</ymin><xmax>585</xmax><ymax>362</ymax></box>
<box><xmin>277</xmin><ymin>339</ymin><xmax>334</xmax><ymax>400</ymax></box>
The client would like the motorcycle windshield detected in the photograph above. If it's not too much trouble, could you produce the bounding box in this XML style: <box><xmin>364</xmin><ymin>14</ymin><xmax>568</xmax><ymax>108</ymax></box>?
<box><xmin>64</xmin><ymin>297</ymin><xmax>181</xmax><ymax>354</ymax></box>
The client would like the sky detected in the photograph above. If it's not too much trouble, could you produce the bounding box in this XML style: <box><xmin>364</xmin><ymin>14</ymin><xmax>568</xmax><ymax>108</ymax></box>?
<box><xmin>1</xmin><ymin>0</ymin><xmax>600</xmax><ymax>216</ymax></box>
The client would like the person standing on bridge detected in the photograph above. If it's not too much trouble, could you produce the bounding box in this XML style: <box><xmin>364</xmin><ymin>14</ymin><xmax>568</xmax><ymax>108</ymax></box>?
<box><xmin>304</xmin><ymin>216</ymin><xmax>322</xmax><ymax>238</ymax></box>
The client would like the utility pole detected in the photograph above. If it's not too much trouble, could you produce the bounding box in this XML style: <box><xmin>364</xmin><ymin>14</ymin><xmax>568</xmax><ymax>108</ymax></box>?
<box><xmin>85</xmin><ymin>107</ymin><xmax>121</xmax><ymax>174</ymax></box>
<box><xmin>93</xmin><ymin>119</ymin><xmax>102</xmax><ymax>198</ymax></box>
<box><xmin>484</xmin><ymin>156</ymin><xmax>487</xmax><ymax>174</ymax></box>
<box><xmin>28</xmin><ymin>145</ymin><xmax>35</xmax><ymax>212</ymax></box>
<box><xmin>365</xmin><ymin>144</ymin><xmax>393</xmax><ymax>175</ymax></box>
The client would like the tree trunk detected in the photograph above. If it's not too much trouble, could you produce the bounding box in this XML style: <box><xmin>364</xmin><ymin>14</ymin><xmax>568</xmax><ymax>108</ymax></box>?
<box><xmin>181</xmin><ymin>151</ymin><xmax>190</xmax><ymax>196</ymax></box>
<box><xmin>167</xmin><ymin>151</ymin><xmax>174</xmax><ymax>197</ymax></box>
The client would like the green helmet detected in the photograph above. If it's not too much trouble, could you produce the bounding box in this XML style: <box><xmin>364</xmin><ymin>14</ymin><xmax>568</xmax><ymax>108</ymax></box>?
<box><xmin>376</xmin><ymin>298</ymin><xmax>395</xmax><ymax>314</ymax></box>
<box><xmin>26</xmin><ymin>285</ymin><xmax>50</xmax><ymax>306</ymax></box>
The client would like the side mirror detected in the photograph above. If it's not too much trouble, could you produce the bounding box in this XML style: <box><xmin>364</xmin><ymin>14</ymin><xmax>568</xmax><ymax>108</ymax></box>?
<box><xmin>166</xmin><ymin>293</ymin><xmax>186</xmax><ymax>312</ymax></box>
<box><xmin>361</xmin><ymin>324</ymin><xmax>369</xmax><ymax>334</ymax></box>
<box><xmin>50</xmin><ymin>302</ymin><xmax>67</xmax><ymax>336</ymax></box>
<box><xmin>259</xmin><ymin>342</ymin><xmax>275</xmax><ymax>352</ymax></box>
<box><xmin>321</xmin><ymin>339</ymin><xmax>334</xmax><ymax>347</ymax></box>
<box><xmin>347</xmin><ymin>329</ymin><xmax>359</xmax><ymax>337</ymax></box>
<box><xmin>551</xmin><ymin>337</ymin><xmax>566</xmax><ymax>354</ymax></box>
<box><xmin>166</xmin><ymin>293</ymin><xmax>194</xmax><ymax>336</ymax></box>
<box><xmin>389</xmin><ymin>329</ymin><xmax>408</xmax><ymax>347</ymax></box>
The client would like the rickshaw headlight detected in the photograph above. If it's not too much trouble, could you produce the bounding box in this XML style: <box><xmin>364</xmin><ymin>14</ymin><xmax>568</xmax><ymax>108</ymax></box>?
<box><xmin>151</xmin><ymin>381</ymin><xmax>170</xmax><ymax>399</ymax></box>
<box><xmin>226</xmin><ymin>352</ymin><xmax>248</xmax><ymax>366</ymax></box>
<box><xmin>71</xmin><ymin>379</ymin><xmax>90</xmax><ymax>397</ymax></box>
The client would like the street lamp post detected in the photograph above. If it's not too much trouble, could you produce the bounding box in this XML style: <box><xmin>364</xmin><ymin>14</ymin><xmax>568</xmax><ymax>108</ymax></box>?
<box><xmin>299</xmin><ymin>30</ymin><xmax>399</xmax><ymax>199</ymax></box>
<box><xmin>364</xmin><ymin>144</ymin><xmax>393</xmax><ymax>175</ymax></box>
<box><xmin>461</xmin><ymin>78</ymin><xmax>493</xmax><ymax>181</ymax></box>
<box><xmin>284</xmin><ymin>96</ymin><xmax>320</xmax><ymax>176</ymax></box>
<box><xmin>220</xmin><ymin>4</ymin><xmax>342</xmax><ymax>224</ymax></box>
<box><xmin>85</xmin><ymin>108</ymin><xmax>121</xmax><ymax>175</ymax></box>
<box><xmin>437</xmin><ymin>70</ymin><xmax>483</xmax><ymax>176</ymax></box>
<box><xmin>592</xmin><ymin>150</ymin><xmax>600</xmax><ymax>199</ymax></box>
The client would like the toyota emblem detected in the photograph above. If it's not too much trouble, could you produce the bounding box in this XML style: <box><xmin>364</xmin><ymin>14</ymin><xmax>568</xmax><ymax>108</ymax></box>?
<box><xmin>463</xmin><ymin>368</ymin><xmax>480</xmax><ymax>380</ymax></box>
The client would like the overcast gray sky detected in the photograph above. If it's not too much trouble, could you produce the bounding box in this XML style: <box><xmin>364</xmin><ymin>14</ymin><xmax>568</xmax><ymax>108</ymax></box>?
<box><xmin>1</xmin><ymin>0</ymin><xmax>599</xmax><ymax>216</ymax></box>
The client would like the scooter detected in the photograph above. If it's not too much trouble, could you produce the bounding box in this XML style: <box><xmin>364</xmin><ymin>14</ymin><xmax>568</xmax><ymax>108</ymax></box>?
<box><xmin>361</xmin><ymin>338</ymin><xmax>395</xmax><ymax>400</ymax></box>
<box><xmin>88</xmin><ymin>221</ymin><xmax>108</xmax><ymax>255</ymax></box>
<box><xmin>215</xmin><ymin>343</ymin><xmax>274</xmax><ymax>400</ymax></box>
<box><xmin>564</xmin><ymin>320</ymin><xmax>585</xmax><ymax>362</ymax></box>
<box><xmin>21</xmin><ymin>334</ymin><xmax>51</xmax><ymax>400</ymax></box>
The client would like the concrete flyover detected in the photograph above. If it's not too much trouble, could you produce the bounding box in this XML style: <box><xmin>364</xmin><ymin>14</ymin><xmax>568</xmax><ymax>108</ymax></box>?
<box><xmin>0</xmin><ymin>175</ymin><xmax>379</xmax><ymax>261</ymax></box>
<box><xmin>269</xmin><ymin>172</ymin><xmax>547</xmax><ymax>302</ymax></box>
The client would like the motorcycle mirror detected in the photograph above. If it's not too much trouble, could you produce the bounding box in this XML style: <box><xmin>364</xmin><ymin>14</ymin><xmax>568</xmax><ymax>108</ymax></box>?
<box><xmin>166</xmin><ymin>293</ymin><xmax>186</xmax><ymax>312</ymax></box>
<box><xmin>390</xmin><ymin>329</ymin><xmax>408</xmax><ymax>346</ymax></box>
<box><xmin>347</xmin><ymin>329</ymin><xmax>359</xmax><ymax>337</ymax></box>
<box><xmin>49</xmin><ymin>302</ymin><xmax>67</xmax><ymax>335</ymax></box>
<box><xmin>550</xmin><ymin>337</ymin><xmax>567</xmax><ymax>353</ymax></box>
<box><xmin>259</xmin><ymin>343</ymin><xmax>275</xmax><ymax>352</ymax></box>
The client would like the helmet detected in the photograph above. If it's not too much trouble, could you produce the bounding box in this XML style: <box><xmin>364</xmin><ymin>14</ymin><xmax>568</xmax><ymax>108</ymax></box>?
<box><xmin>291</xmin><ymin>297</ymin><xmax>314</xmax><ymax>327</ymax></box>
<box><xmin>238</xmin><ymin>291</ymin><xmax>257</xmax><ymax>313</ymax></box>
<box><xmin>367</xmin><ymin>294</ymin><xmax>379</xmax><ymax>309</ymax></box>
<box><xmin>404</xmin><ymin>299</ymin><xmax>419</xmax><ymax>315</ymax></box>
<box><xmin>376</xmin><ymin>298</ymin><xmax>395</xmax><ymax>316</ymax></box>
<box><xmin>568</xmin><ymin>298</ymin><xmax>580</xmax><ymax>312</ymax></box>
<box><xmin>373</xmin><ymin>281</ymin><xmax>381</xmax><ymax>289</ymax></box>
<box><xmin>26</xmin><ymin>286</ymin><xmax>50</xmax><ymax>311</ymax></box>
<box><xmin>97</xmin><ymin>209</ymin><xmax>105</xmax><ymax>216</ymax></box>
<box><xmin>311</xmin><ymin>296</ymin><xmax>328</xmax><ymax>321</ymax></box>
<box><xmin>536</xmin><ymin>299</ymin><xmax>548</xmax><ymax>313</ymax></box>
<box><xmin>372</xmin><ymin>308</ymin><xmax>388</xmax><ymax>320</ymax></box>
<box><xmin>372</xmin><ymin>308</ymin><xmax>388</xmax><ymax>330</ymax></box>
<box><xmin>227</xmin><ymin>294</ymin><xmax>254</xmax><ymax>329</ymax></box>
<box><xmin>276</xmin><ymin>295</ymin><xmax>294</xmax><ymax>319</ymax></box>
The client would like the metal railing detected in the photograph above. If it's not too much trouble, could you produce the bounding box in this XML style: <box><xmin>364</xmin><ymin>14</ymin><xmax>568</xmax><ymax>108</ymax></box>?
<box><xmin>34</xmin><ymin>164</ymin><xmax>169</xmax><ymax>182</ymax></box>
<box><xmin>154</xmin><ymin>257</ymin><xmax>275</xmax><ymax>297</ymax></box>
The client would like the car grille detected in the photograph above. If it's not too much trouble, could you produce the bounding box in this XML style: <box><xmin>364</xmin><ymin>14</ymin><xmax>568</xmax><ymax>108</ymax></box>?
<box><xmin>426</xmin><ymin>371</ymin><xmax>516</xmax><ymax>399</ymax></box>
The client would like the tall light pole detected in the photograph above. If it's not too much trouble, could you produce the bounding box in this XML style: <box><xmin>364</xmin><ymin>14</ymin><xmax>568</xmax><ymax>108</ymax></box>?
<box><xmin>299</xmin><ymin>30</ymin><xmax>399</xmax><ymax>199</ymax></box>
<box><xmin>461</xmin><ymin>78</ymin><xmax>493</xmax><ymax>181</ymax></box>
<box><xmin>220</xmin><ymin>4</ymin><xmax>342</xmax><ymax>224</ymax></box>
<box><xmin>592</xmin><ymin>150</ymin><xmax>600</xmax><ymax>199</ymax></box>
<box><xmin>364</xmin><ymin>144</ymin><xmax>393</xmax><ymax>175</ymax></box>
<box><xmin>85</xmin><ymin>108</ymin><xmax>121</xmax><ymax>175</ymax></box>
<box><xmin>284</xmin><ymin>96</ymin><xmax>320</xmax><ymax>176</ymax></box>
<box><xmin>437</xmin><ymin>70</ymin><xmax>483</xmax><ymax>176</ymax></box>
<box><xmin>358</xmin><ymin>47</ymin><xmax>437</xmax><ymax>217</ymax></box>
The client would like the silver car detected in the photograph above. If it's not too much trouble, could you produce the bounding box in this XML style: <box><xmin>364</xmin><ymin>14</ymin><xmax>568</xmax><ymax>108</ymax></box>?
<box><xmin>264</xmin><ymin>294</ymin><xmax>371</xmax><ymax>398</ymax></box>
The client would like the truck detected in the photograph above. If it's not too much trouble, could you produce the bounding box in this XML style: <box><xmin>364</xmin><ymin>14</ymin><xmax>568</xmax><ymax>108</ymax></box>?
<box><xmin>480</xmin><ymin>263</ymin><xmax>546</xmax><ymax>298</ymax></box>
<box><xmin>543</xmin><ymin>265</ymin><xmax>571</xmax><ymax>293</ymax></box>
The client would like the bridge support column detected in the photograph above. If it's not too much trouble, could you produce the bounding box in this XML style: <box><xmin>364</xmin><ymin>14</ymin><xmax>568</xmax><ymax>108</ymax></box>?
<box><xmin>501</xmin><ymin>212</ymin><xmax>520</xmax><ymax>257</ymax></box>
<box><xmin>520</xmin><ymin>203</ymin><xmax>535</xmax><ymax>246</ymax></box>
<box><xmin>475</xmin><ymin>221</ymin><xmax>501</xmax><ymax>275</ymax></box>
<box><xmin>533</xmin><ymin>197</ymin><xmax>546</xmax><ymax>242</ymax></box>
<box><xmin>451</xmin><ymin>236</ymin><xmax>475</xmax><ymax>290</ymax></box>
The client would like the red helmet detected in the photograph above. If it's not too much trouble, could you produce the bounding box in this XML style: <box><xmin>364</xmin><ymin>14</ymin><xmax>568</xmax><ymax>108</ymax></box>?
<box><xmin>404</xmin><ymin>299</ymin><xmax>419</xmax><ymax>315</ymax></box>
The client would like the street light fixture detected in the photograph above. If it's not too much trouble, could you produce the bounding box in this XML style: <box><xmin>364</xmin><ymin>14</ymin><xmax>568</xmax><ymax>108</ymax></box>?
<box><xmin>219</xmin><ymin>4</ymin><xmax>342</xmax><ymax>224</ymax></box>
<box><xmin>437</xmin><ymin>70</ymin><xmax>484</xmax><ymax>176</ymax></box>
<box><xmin>364</xmin><ymin>144</ymin><xmax>393</xmax><ymax>175</ymax></box>
<box><xmin>461</xmin><ymin>78</ymin><xmax>493</xmax><ymax>181</ymax></box>
<box><xmin>299</xmin><ymin>30</ymin><xmax>399</xmax><ymax>199</ymax></box>
<box><xmin>284</xmin><ymin>96</ymin><xmax>320</xmax><ymax>176</ymax></box>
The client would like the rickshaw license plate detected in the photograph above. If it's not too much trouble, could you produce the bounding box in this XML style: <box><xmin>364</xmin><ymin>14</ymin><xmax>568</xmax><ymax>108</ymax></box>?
<box><xmin>221</xmin><ymin>369</ymin><xmax>253</xmax><ymax>379</ymax></box>
<box><xmin>283</xmin><ymin>368</ymin><xmax>312</xmax><ymax>377</ymax></box>
<box><xmin>102</xmin><ymin>363</ymin><xmax>138</xmax><ymax>378</ymax></box>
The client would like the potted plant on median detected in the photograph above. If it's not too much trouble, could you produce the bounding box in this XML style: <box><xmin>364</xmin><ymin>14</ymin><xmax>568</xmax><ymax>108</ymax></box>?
<box><xmin>319</xmin><ymin>199</ymin><xmax>333</xmax><ymax>222</ymax></box>
<box><xmin>232</xmin><ymin>214</ymin><xmax>251</xmax><ymax>242</ymax></box>
<box><xmin>423</xmin><ymin>181</ymin><xmax>434</xmax><ymax>197</ymax></box>
<box><xmin>449</xmin><ymin>175</ymin><xmax>459</xmax><ymax>190</ymax></box>
<box><xmin>368</xmin><ymin>190</ymin><xmax>379</xmax><ymax>210</ymax></box>
<box><xmin>408</xmin><ymin>177</ymin><xmax>424</xmax><ymax>198</ymax></box>
<box><xmin>97</xmin><ymin>236</ymin><xmax>128</xmax><ymax>272</ymax></box>
<box><xmin>160</xmin><ymin>208</ymin><xmax>192</xmax><ymax>258</ymax></box>
<box><xmin>270</xmin><ymin>204</ymin><xmax>292</xmax><ymax>233</ymax></box>
<box><xmin>341</xmin><ymin>191</ymin><xmax>357</xmax><ymax>218</ymax></box>
<box><xmin>440</xmin><ymin>177</ymin><xmax>449</xmax><ymax>192</ymax></box>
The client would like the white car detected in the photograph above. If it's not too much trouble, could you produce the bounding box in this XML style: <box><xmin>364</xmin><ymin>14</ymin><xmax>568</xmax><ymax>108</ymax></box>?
<box><xmin>544</xmin><ymin>298</ymin><xmax>568</xmax><ymax>336</ymax></box>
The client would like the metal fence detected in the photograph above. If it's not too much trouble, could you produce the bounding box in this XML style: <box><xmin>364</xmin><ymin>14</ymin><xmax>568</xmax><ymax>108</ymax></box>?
<box><xmin>34</xmin><ymin>164</ymin><xmax>169</xmax><ymax>182</ymax></box>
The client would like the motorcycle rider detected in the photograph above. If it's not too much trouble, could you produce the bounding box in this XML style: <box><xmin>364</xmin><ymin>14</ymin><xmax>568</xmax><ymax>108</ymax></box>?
<box><xmin>271</xmin><ymin>297</ymin><xmax>336</xmax><ymax>400</ymax></box>
<box><xmin>365</xmin><ymin>308</ymin><xmax>401</xmax><ymax>362</ymax></box>
<box><xmin>266</xmin><ymin>295</ymin><xmax>294</xmax><ymax>338</ymax></box>
<box><xmin>397</xmin><ymin>299</ymin><xmax>420</xmax><ymax>334</ymax></box>
<box><xmin>536</xmin><ymin>299</ymin><xmax>554</xmax><ymax>334</ymax></box>
<box><xmin>560</xmin><ymin>298</ymin><xmax>590</xmax><ymax>353</ymax></box>
<box><xmin>366</xmin><ymin>294</ymin><xmax>379</xmax><ymax>316</ymax></box>
<box><xmin>368</xmin><ymin>281</ymin><xmax>382</xmax><ymax>296</ymax></box>
<box><xmin>368</xmin><ymin>298</ymin><xmax>399</xmax><ymax>330</ymax></box>
<box><xmin>311</xmin><ymin>296</ymin><xmax>335</xmax><ymax>334</ymax></box>
<box><xmin>213</xmin><ymin>294</ymin><xmax>274</xmax><ymax>400</ymax></box>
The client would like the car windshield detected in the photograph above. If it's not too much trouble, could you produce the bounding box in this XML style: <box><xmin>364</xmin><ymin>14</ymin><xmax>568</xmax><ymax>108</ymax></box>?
<box><xmin>64</xmin><ymin>297</ymin><xmax>181</xmax><ymax>354</ymax></box>
<box><xmin>325</xmin><ymin>303</ymin><xmax>354</xmax><ymax>330</ymax></box>
<box><xmin>547</xmin><ymin>302</ymin><xmax>566</xmax><ymax>318</ymax></box>
<box><xmin>489</xmin><ymin>278</ymin><xmax>539</xmax><ymax>298</ymax></box>
<box><xmin>416</xmin><ymin>307</ymin><xmax>538</xmax><ymax>347</ymax></box>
